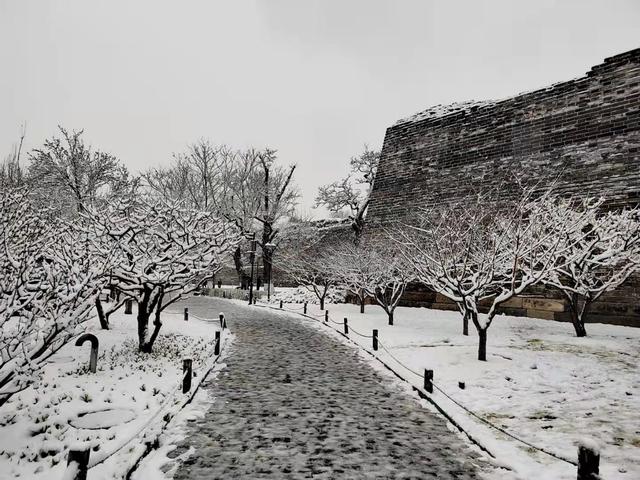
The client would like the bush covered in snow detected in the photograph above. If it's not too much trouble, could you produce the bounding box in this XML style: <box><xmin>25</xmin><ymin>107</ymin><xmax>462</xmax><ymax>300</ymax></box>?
<box><xmin>272</xmin><ymin>286</ymin><xmax>346</xmax><ymax>305</ymax></box>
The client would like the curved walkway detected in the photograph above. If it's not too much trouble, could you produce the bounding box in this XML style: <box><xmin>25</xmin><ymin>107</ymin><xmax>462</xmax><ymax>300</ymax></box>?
<box><xmin>164</xmin><ymin>297</ymin><xmax>486</xmax><ymax>479</ymax></box>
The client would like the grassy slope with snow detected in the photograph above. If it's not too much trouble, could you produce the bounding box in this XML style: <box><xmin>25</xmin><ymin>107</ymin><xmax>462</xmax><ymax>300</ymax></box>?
<box><xmin>271</xmin><ymin>295</ymin><xmax>639</xmax><ymax>480</ymax></box>
<box><xmin>0</xmin><ymin>304</ymin><xmax>224</xmax><ymax>480</ymax></box>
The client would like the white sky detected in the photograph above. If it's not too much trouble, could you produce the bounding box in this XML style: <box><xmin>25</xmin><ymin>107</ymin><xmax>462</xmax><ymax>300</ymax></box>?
<box><xmin>1</xmin><ymin>0</ymin><xmax>639</xmax><ymax>214</ymax></box>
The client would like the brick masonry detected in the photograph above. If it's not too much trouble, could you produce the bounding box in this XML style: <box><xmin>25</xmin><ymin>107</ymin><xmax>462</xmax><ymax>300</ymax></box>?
<box><xmin>366</xmin><ymin>48</ymin><xmax>640</xmax><ymax>327</ymax></box>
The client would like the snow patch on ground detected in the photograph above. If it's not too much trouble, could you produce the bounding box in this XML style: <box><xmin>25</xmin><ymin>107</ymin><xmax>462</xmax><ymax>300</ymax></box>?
<box><xmin>0</xmin><ymin>304</ymin><xmax>225</xmax><ymax>480</ymax></box>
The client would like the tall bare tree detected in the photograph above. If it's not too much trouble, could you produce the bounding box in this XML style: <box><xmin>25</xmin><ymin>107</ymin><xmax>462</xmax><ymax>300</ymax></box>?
<box><xmin>315</xmin><ymin>145</ymin><xmax>379</xmax><ymax>239</ymax></box>
<box><xmin>28</xmin><ymin>126</ymin><xmax>133</xmax><ymax>214</ymax></box>
<box><xmin>0</xmin><ymin>124</ymin><xmax>26</xmax><ymax>189</ymax></box>
<box><xmin>146</xmin><ymin>143</ymin><xmax>298</xmax><ymax>288</ymax></box>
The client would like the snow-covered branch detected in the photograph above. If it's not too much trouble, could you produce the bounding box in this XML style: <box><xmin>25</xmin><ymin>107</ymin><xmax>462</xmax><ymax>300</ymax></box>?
<box><xmin>0</xmin><ymin>190</ymin><xmax>100</xmax><ymax>406</ymax></box>
<box><xmin>83</xmin><ymin>197</ymin><xmax>239</xmax><ymax>352</ymax></box>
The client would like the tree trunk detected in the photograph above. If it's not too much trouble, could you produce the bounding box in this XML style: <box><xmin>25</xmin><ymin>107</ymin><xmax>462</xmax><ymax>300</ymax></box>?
<box><xmin>137</xmin><ymin>310</ymin><xmax>149</xmax><ymax>352</ymax></box>
<box><xmin>137</xmin><ymin>295</ymin><xmax>150</xmax><ymax>352</ymax></box>
<box><xmin>320</xmin><ymin>297</ymin><xmax>325</xmax><ymax>310</ymax></box>
<box><xmin>477</xmin><ymin>328</ymin><xmax>487</xmax><ymax>361</ymax></box>
<box><xmin>233</xmin><ymin>245</ymin><xmax>244</xmax><ymax>286</ymax></box>
<box><xmin>388</xmin><ymin>310</ymin><xmax>394</xmax><ymax>326</ymax></box>
<box><xmin>462</xmin><ymin>310</ymin><xmax>469</xmax><ymax>336</ymax></box>
<box><xmin>143</xmin><ymin>304</ymin><xmax>163</xmax><ymax>353</ymax></box>
<box><xmin>569</xmin><ymin>294</ymin><xmax>588</xmax><ymax>337</ymax></box>
<box><xmin>360</xmin><ymin>294</ymin><xmax>365</xmax><ymax>314</ymax></box>
<box><xmin>95</xmin><ymin>297</ymin><xmax>109</xmax><ymax>330</ymax></box>
<box><xmin>262</xmin><ymin>224</ymin><xmax>274</xmax><ymax>294</ymax></box>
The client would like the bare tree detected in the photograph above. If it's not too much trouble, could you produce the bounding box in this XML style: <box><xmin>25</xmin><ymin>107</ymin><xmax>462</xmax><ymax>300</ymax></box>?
<box><xmin>84</xmin><ymin>197</ymin><xmax>238</xmax><ymax>352</ymax></box>
<box><xmin>332</xmin><ymin>241</ymin><xmax>377</xmax><ymax>313</ymax></box>
<box><xmin>543</xmin><ymin>201</ymin><xmax>640</xmax><ymax>336</ymax></box>
<box><xmin>395</xmin><ymin>189</ymin><xmax>587</xmax><ymax>361</ymax></box>
<box><xmin>364</xmin><ymin>243</ymin><xmax>414</xmax><ymax>325</ymax></box>
<box><xmin>144</xmin><ymin>144</ymin><xmax>298</xmax><ymax>288</ymax></box>
<box><xmin>279</xmin><ymin>221</ymin><xmax>342</xmax><ymax>310</ymax></box>
<box><xmin>280</xmin><ymin>249</ymin><xmax>337</xmax><ymax>310</ymax></box>
<box><xmin>0</xmin><ymin>189</ymin><xmax>100</xmax><ymax>406</ymax></box>
<box><xmin>28</xmin><ymin>126</ymin><xmax>133</xmax><ymax>214</ymax></box>
<box><xmin>0</xmin><ymin>124</ymin><xmax>26</xmax><ymax>189</ymax></box>
<box><xmin>315</xmin><ymin>145</ymin><xmax>379</xmax><ymax>239</ymax></box>
<box><xmin>144</xmin><ymin>139</ymin><xmax>227</xmax><ymax>210</ymax></box>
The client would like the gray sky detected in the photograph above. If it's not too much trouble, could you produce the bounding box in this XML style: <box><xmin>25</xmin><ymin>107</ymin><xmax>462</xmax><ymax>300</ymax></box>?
<box><xmin>1</xmin><ymin>0</ymin><xmax>639</xmax><ymax>214</ymax></box>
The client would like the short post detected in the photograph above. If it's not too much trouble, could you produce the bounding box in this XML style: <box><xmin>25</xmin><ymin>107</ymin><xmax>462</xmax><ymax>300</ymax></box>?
<box><xmin>343</xmin><ymin>317</ymin><xmax>349</xmax><ymax>335</ymax></box>
<box><xmin>184</xmin><ymin>307</ymin><xmax>189</xmax><ymax>321</ymax></box>
<box><xmin>124</xmin><ymin>299</ymin><xmax>133</xmax><ymax>315</ymax></box>
<box><xmin>458</xmin><ymin>381</ymin><xmax>466</xmax><ymax>390</ymax></box>
<box><xmin>217</xmin><ymin>280</ymin><xmax>222</xmax><ymax>289</ymax></box>
<box><xmin>75</xmin><ymin>333</ymin><xmax>99</xmax><ymax>373</ymax></box>
<box><xmin>324</xmin><ymin>310</ymin><xmax>329</xmax><ymax>323</ymax></box>
<box><xmin>279</xmin><ymin>300</ymin><xmax>283</xmax><ymax>309</ymax></box>
<box><xmin>182</xmin><ymin>359</ymin><xmax>192</xmax><ymax>393</ymax></box>
<box><xmin>303</xmin><ymin>302</ymin><xmax>308</xmax><ymax>314</ymax></box>
<box><xmin>222</xmin><ymin>290</ymin><xmax>226</xmax><ymax>299</ymax></box>
<box><xmin>577</xmin><ymin>443</ymin><xmax>600</xmax><ymax>480</ymax></box>
<box><xmin>219</xmin><ymin>313</ymin><xmax>226</xmax><ymax>329</ymax></box>
<box><xmin>66</xmin><ymin>448</ymin><xmax>90</xmax><ymax>480</ymax></box>
<box><xmin>424</xmin><ymin>369</ymin><xmax>433</xmax><ymax>394</ymax></box>
<box><xmin>214</xmin><ymin>331</ymin><xmax>221</xmax><ymax>355</ymax></box>
<box><xmin>372</xmin><ymin>329</ymin><xmax>378</xmax><ymax>351</ymax></box>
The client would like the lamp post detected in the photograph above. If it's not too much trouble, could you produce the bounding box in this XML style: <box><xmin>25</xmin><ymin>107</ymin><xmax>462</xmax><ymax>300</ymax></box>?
<box><xmin>248</xmin><ymin>234</ymin><xmax>257</xmax><ymax>305</ymax></box>
<box><xmin>264</xmin><ymin>242</ymin><xmax>276</xmax><ymax>302</ymax></box>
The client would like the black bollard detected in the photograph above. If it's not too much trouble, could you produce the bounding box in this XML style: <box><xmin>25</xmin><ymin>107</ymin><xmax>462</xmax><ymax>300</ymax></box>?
<box><xmin>373</xmin><ymin>329</ymin><xmax>378</xmax><ymax>351</ymax></box>
<box><xmin>304</xmin><ymin>302</ymin><xmax>308</xmax><ymax>314</ymax></box>
<box><xmin>182</xmin><ymin>359</ymin><xmax>192</xmax><ymax>393</ymax></box>
<box><xmin>424</xmin><ymin>369</ymin><xmax>433</xmax><ymax>394</ymax></box>
<box><xmin>184</xmin><ymin>307</ymin><xmax>189</xmax><ymax>321</ymax></box>
<box><xmin>577</xmin><ymin>444</ymin><xmax>600</xmax><ymax>480</ymax></box>
<box><xmin>325</xmin><ymin>310</ymin><xmax>329</xmax><ymax>323</ymax></box>
<box><xmin>344</xmin><ymin>318</ymin><xmax>349</xmax><ymax>335</ymax></box>
<box><xmin>279</xmin><ymin>300</ymin><xmax>283</xmax><ymax>309</ymax></box>
<box><xmin>66</xmin><ymin>449</ymin><xmax>90</xmax><ymax>480</ymax></box>
<box><xmin>219</xmin><ymin>313</ymin><xmax>225</xmax><ymax>329</ymax></box>
<box><xmin>214</xmin><ymin>331</ymin><xmax>221</xmax><ymax>355</ymax></box>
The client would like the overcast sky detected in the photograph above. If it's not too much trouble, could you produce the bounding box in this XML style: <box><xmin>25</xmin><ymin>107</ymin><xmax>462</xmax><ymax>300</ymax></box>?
<box><xmin>1</xmin><ymin>0</ymin><xmax>639</xmax><ymax>214</ymax></box>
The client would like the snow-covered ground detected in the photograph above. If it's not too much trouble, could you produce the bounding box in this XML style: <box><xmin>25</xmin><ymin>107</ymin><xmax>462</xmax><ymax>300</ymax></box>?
<box><xmin>268</xmin><ymin>294</ymin><xmax>639</xmax><ymax>480</ymax></box>
<box><xmin>0</xmin><ymin>304</ymin><xmax>227</xmax><ymax>480</ymax></box>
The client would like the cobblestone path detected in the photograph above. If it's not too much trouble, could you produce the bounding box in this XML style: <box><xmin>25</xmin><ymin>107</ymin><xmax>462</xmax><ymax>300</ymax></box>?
<box><xmin>164</xmin><ymin>297</ymin><xmax>486</xmax><ymax>479</ymax></box>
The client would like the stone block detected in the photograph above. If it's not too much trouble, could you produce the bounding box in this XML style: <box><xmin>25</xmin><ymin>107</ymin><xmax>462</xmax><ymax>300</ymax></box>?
<box><xmin>525</xmin><ymin>309</ymin><xmax>557</xmax><ymax>321</ymax></box>
<box><xmin>522</xmin><ymin>297</ymin><xmax>566</xmax><ymax>312</ymax></box>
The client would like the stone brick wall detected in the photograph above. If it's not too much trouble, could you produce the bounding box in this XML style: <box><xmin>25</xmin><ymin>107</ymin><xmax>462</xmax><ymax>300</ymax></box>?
<box><xmin>366</xmin><ymin>48</ymin><xmax>640</xmax><ymax>327</ymax></box>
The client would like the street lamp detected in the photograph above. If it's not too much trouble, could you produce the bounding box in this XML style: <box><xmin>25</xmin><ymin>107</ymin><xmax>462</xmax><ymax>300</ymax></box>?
<box><xmin>248</xmin><ymin>234</ymin><xmax>257</xmax><ymax>305</ymax></box>
<box><xmin>264</xmin><ymin>242</ymin><xmax>276</xmax><ymax>302</ymax></box>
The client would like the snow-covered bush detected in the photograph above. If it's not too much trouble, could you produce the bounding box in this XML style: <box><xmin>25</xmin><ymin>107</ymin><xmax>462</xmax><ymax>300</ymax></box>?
<box><xmin>0</xmin><ymin>190</ymin><xmax>100</xmax><ymax>406</ymax></box>
<box><xmin>274</xmin><ymin>286</ymin><xmax>346</xmax><ymax>305</ymax></box>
